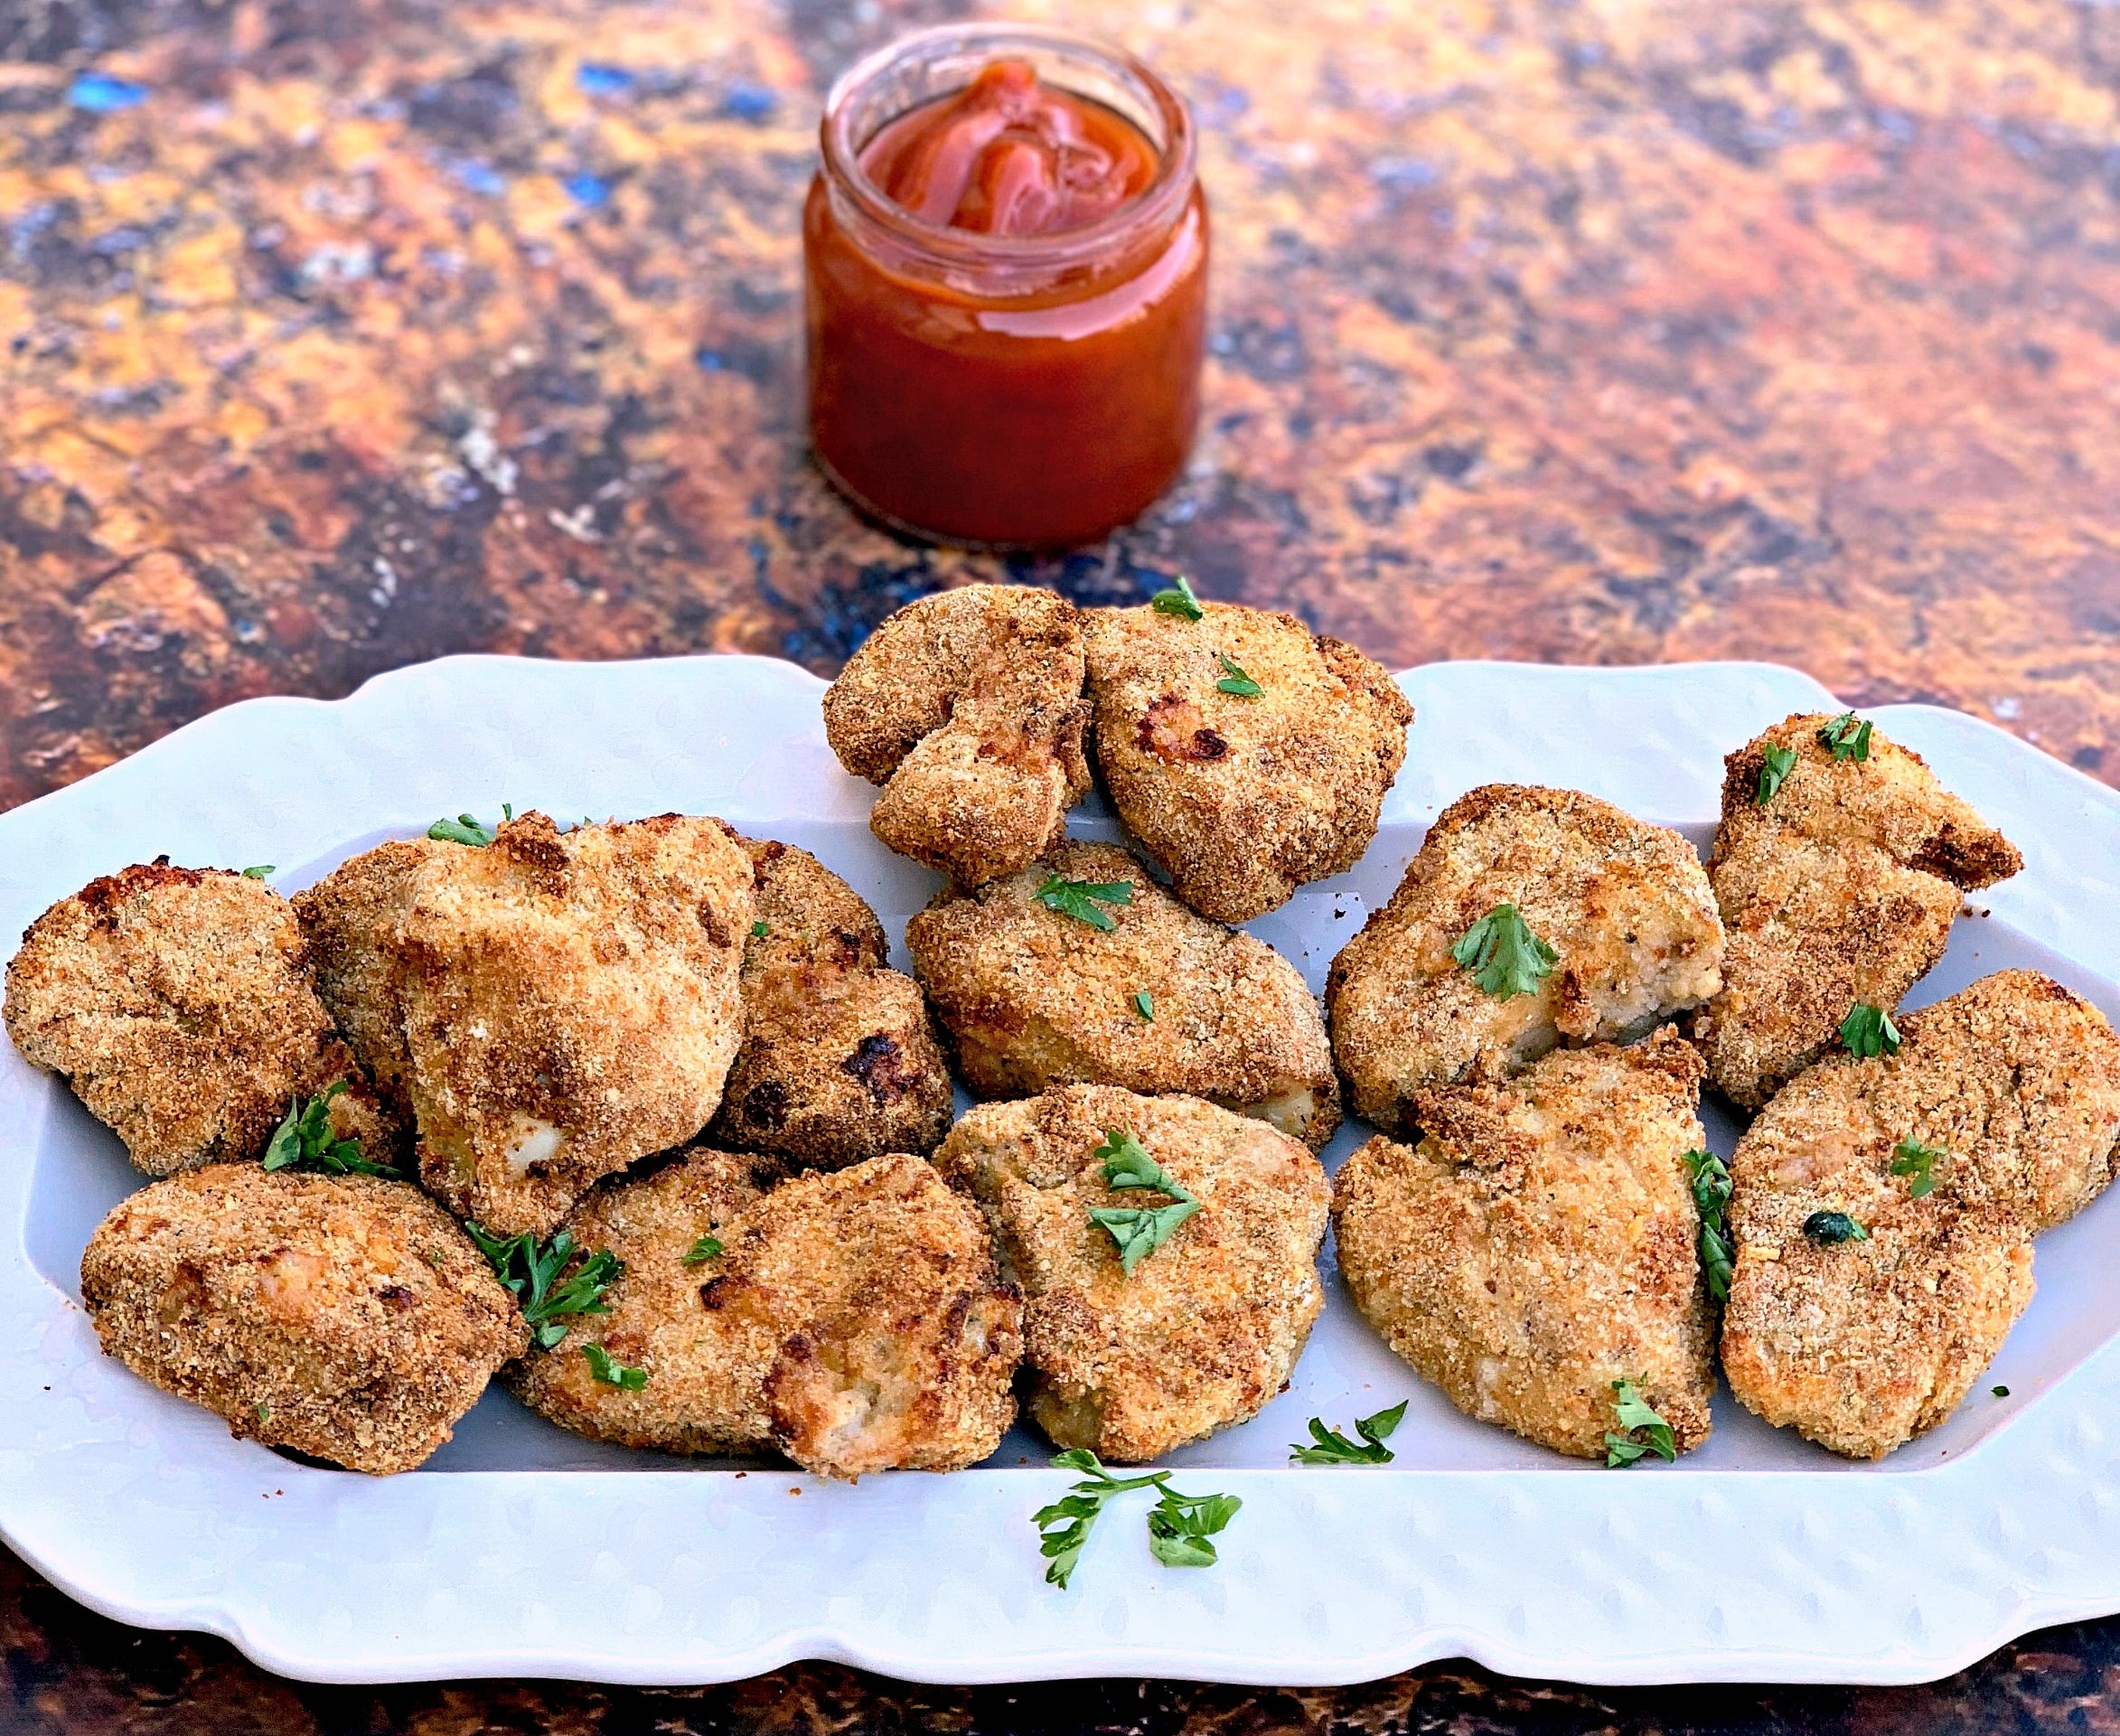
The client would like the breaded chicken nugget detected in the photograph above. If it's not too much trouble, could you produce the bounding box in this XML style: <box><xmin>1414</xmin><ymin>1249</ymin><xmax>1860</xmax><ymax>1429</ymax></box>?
<box><xmin>1326</xmin><ymin>785</ymin><xmax>1723</xmax><ymax>1132</ymax></box>
<box><xmin>5</xmin><ymin>861</ymin><xmax>402</xmax><ymax>1175</ymax></box>
<box><xmin>81</xmin><ymin>1165</ymin><xmax>525</xmax><ymax>1474</ymax></box>
<box><xmin>936</xmin><ymin>1084</ymin><xmax>1330</xmax><ymax>1461</ymax></box>
<box><xmin>822</xmin><ymin>585</ymin><xmax>1091</xmax><ymax>887</ymax></box>
<box><xmin>1722</xmin><ymin>971</ymin><xmax>2120</xmax><ymax>1459</ymax></box>
<box><xmin>1081</xmin><ymin>601</ymin><xmax>1412</xmax><ymax>923</ymax></box>
<box><xmin>506</xmin><ymin>1150</ymin><xmax>1022</xmax><ymax>1477</ymax></box>
<box><xmin>1695</xmin><ymin>713</ymin><xmax>2022</xmax><ymax>1110</ymax></box>
<box><xmin>1330</xmin><ymin>1028</ymin><xmax>1716</xmax><ymax>1460</ymax></box>
<box><xmin>907</xmin><ymin>840</ymin><xmax>1339</xmax><ymax>1148</ymax></box>
<box><xmin>295</xmin><ymin>812</ymin><xmax>753</xmax><ymax>1239</ymax></box>
<box><xmin>708</xmin><ymin>837</ymin><xmax>953</xmax><ymax>1166</ymax></box>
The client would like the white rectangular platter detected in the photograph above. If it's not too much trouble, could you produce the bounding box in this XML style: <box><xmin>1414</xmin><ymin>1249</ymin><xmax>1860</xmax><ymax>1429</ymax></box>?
<box><xmin>2</xmin><ymin>653</ymin><xmax>2118</xmax><ymax>1688</ymax></box>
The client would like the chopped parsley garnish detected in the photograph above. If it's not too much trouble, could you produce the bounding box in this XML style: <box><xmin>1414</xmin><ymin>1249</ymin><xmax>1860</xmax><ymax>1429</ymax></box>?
<box><xmin>428</xmin><ymin>803</ymin><xmax>513</xmax><ymax>846</ymax></box>
<box><xmin>1756</xmin><ymin>743</ymin><xmax>1798</xmax><ymax>804</ymax></box>
<box><xmin>749</xmin><ymin>920</ymin><xmax>769</xmax><ymax>939</ymax></box>
<box><xmin>1450</xmin><ymin>903</ymin><xmax>1558</xmax><ymax>999</ymax></box>
<box><xmin>1817</xmin><ymin>712</ymin><xmax>1872</xmax><ymax>762</ymax></box>
<box><xmin>1890</xmin><ymin>1139</ymin><xmax>1945</xmax><ymax>1199</ymax></box>
<box><xmin>1290</xmin><ymin>1401</ymin><xmax>1407</xmax><ymax>1465</ymax></box>
<box><xmin>1682</xmin><ymin>1149</ymin><xmax>1733</xmax><ymax>1301</ymax></box>
<box><xmin>1215</xmin><ymin>653</ymin><xmax>1262</xmax><ymax>699</ymax></box>
<box><xmin>1839</xmin><ymin>1002</ymin><xmax>1902</xmax><ymax>1059</ymax></box>
<box><xmin>240</xmin><ymin>864</ymin><xmax>275</xmax><ymax>879</ymax></box>
<box><xmin>1803</xmin><ymin>1210</ymin><xmax>1870</xmax><ymax>1244</ymax></box>
<box><xmin>1133</xmin><ymin>990</ymin><xmax>1154</xmax><ymax>1020</ymax></box>
<box><xmin>261</xmin><ymin>1083</ymin><xmax>401</xmax><ymax>1179</ymax></box>
<box><xmin>465</xmin><ymin>1224</ymin><xmax>623</xmax><ymax>1349</ymax></box>
<box><xmin>1032</xmin><ymin>1448</ymin><xmax>1239</xmax><ymax>1588</ymax></box>
<box><xmin>1036</xmin><ymin>873</ymin><xmax>1132</xmax><ymax>932</ymax></box>
<box><xmin>1604</xmin><ymin>1379</ymin><xmax>1676</xmax><ymax>1468</ymax></box>
<box><xmin>1993</xmin><ymin>1385</ymin><xmax>2010</xmax><ymax>1398</ymax></box>
<box><xmin>682</xmin><ymin>1234</ymin><xmax>724</xmax><ymax>1266</ymax></box>
<box><xmin>582</xmin><ymin>1343</ymin><xmax>647</xmax><ymax>1390</ymax></box>
<box><xmin>1148</xmin><ymin>574</ymin><xmax>1205</xmax><ymax>622</ymax></box>
<box><xmin>1088</xmin><ymin>1129</ymin><xmax>1199</xmax><ymax>1275</ymax></box>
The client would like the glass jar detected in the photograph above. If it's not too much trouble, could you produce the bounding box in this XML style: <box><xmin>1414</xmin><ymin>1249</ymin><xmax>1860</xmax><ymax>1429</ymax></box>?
<box><xmin>803</xmin><ymin>23</ymin><xmax>1207</xmax><ymax>549</ymax></box>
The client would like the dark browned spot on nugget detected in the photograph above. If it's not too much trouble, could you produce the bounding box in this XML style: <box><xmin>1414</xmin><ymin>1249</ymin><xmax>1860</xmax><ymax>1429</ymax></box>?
<box><xmin>378</xmin><ymin>1284</ymin><xmax>416</xmax><ymax>1310</ymax></box>
<box><xmin>1136</xmin><ymin>695</ymin><xmax>1228</xmax><ymax>763</ymax></box>
<box><xmin>699</xmin><ymin>1276</ymin><xmax>736</xmax><ymax>1310</ymax></box>
<box><xmin>742</xmin><ymin>1078</ymin><xmax>791</xmax><ymax>1129</ymax></box>
<box><xmin>842</xmin><ymin>1033</ymin><xmax>916</xmax><ymax>1103</ymax></box>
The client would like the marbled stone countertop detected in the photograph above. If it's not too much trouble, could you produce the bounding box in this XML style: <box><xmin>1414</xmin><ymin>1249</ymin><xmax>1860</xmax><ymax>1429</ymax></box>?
<box><xmin>3</xmin><ymin>0</ymin><xmax>2118</xmax><ymax>1724</ymax></box>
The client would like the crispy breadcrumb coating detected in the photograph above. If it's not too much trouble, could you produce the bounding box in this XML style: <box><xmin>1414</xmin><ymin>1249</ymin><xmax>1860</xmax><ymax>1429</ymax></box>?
<box><xmin>295</xmin><ymin>812</ymin><xmax>753</xmax><ymax>1238</ymax></box>
<box><xmin>935</xmin><ymin>1084</ymin><xmax>1330</xmax><ymax>1462</ymax></box>
<box><xmin>1721</xmin><ymin>971</ymin><xmax>2120</xmax><ymax>1459</ymax></box>
<box><xmin>1695</xmin><ymin>713</ymin><xmax>2022</xmax><ymax>1110</ymax></box>
<box><xmin>907</xmin><ymin>840</ymin><xmax>1339</xmax><ymax>1148</ymax></box>
<box><xmin>505</xmin><ymin>1150</ymin><xmax>1023</xmax><ymax>1478</ymax></box>
<box><xmin>1330</xmin><ymin>1028</ymin><xmax>1715</xmax><ymax>1460</ymax></box>
<box><xmin>1081</xmin><ymin>602</ymin><xmax>1412</xmax><ymax>923</ymax></box>
<box><xmin>5</xmin><ymin>861</ymin><xmax>403</xmax><ymax>1175</ymax></box>
<box><xmin>821</xmin><ymin>585</ymin><xmax>1091</xmax><ymax>887</ymax></box>
<box><xmin>1326</xmin><ymin>784</ymin><xmax>1724</xmax><ymax>1131</ymax></box>
<box><xmin>80</xmin><ymin>1165</ymin><xmax>526</xmax><ymax>1474</ymax></box>
<box><xmin>708</xmin><ymin>837</ymin><xmax>953</xmax><ymax>1166</ymax></box>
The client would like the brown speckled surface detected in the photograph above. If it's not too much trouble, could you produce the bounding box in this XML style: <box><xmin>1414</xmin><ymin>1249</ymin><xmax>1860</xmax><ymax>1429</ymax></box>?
<box><xmin>4</xmin><ymin>0</ymin><xmax>2120</xmax><ymax>1722</ymax></box>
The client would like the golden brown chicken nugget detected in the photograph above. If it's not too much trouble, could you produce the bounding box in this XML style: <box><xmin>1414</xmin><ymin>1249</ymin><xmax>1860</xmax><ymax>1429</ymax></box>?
<box><xmin>81</xmin><ymin>1164</ymin><xmax>526</xmax><ymax>1474</ymax></box>
<box><xmin>1326</xmin><ymin>785</ymin><xmax>1724</xmax><ymax>1132</ymax></box>
<box><xmin>1695</xmin><ymin>713</ymin><xmax>2022</xmax><ymax>1110</ymax></box>
<box><xmin>708</xmin><ymin>837</ymin><xmax>953</xmax><ymax>1166</ymax></box>
<box><xmin>936</xmin><ymin>1084</ymin><xmax>1330</xmax><ymax>1462</ymax></box>
<box><xmin>1721</xmin><ymin>971</ymin><xmax>2120</xmax><ymax>1459</ymax></box>
<box><xmin>822</xmin><ymin>584</ymin><xmax>1091</xmax><ymax>887</ymax></box>
<box><xmin>295</xmin><ymin>812</ymin><xmax>753</xmax><ymax>1238</ymax></box>
<box><xmin>1082</xmin><ymin>601</ymin><xmax>1412</xmax><ymax>923</ymax></box>
<box><xmin>505</xmin><ymin>1150</ymin><xmax>1023</xmax><ymax>1478</ymax></box>
<box><xmin>6</xmin><ymin>861</ymin><xmax>402</xmax><ymax>1175</ymax></box>
<box><xmin>1330</xmin><ymin>1028</ymin><xmax>1716</xmax><ymax>1461</ymax></box>
<box><xmin>907</xmin><ymin>840</ymin><xmax>1338</xmax><ymax>1148</ymax></box>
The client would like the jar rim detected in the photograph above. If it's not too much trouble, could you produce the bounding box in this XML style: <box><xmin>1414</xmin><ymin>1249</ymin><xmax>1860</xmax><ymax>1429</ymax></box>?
<box><xmin>818</xmin><ymin>23</ymin><xmax>1197</xmax><ymax>269</ymax></box>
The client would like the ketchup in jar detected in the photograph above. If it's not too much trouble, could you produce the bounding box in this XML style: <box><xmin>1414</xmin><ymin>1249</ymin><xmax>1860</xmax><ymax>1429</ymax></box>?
<box><xmin>804</xmin><ymin>27</ymin><xmax>1207</xmax><ymax>548</ymax></box>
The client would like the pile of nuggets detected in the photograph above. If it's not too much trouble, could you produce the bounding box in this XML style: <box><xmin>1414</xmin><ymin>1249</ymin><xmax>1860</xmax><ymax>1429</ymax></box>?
<box><xmin>9</xmin><ymin>582</ymin><xmax>2119</xmax><ymax>1478</ymax></box>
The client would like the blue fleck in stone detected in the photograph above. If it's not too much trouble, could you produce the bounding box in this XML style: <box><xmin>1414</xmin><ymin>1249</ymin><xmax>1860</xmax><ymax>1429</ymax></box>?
<box><xmin>722</xmin><ymin>83</ymin><xmax>778</xmax><ymax>123</ymax></box>
<box><xmin>69</xmin><ymin>72</ymin><xmax>148</xmax><ymax>113</ymax></box>
<box><xmin>452</xmin><ymin>158</ymin><xmax>507</xmax><ymax>196</ymax></box>
<box><xmin>577</xmin><ymin>62</ymin><xmax>636</xmax><ymax>96</ymax></box>
<box><xmin>563</xmin><ymin>172</ymin><xmax>610</xmax><ymax>208</ymax></box>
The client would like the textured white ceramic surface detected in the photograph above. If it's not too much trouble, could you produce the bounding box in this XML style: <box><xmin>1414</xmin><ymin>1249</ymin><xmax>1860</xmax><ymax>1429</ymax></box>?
<box><xmin>2</xmin><ymin>653</ymin><xmax>2118</xmax><ymax>1689</ymax></box>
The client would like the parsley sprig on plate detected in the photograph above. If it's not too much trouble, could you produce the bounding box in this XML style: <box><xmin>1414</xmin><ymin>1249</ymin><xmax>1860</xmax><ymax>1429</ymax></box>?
<box><xmin>1682</xmin><ymin>1149</ymin><xmax>1733</xmax><ymax>1302</ymax></box>
<box><xmin>1817</xmin><ymin>712</ymin><xmax>1872</xmax><ymax>762</ymax></box>
<box><xmin>1033</xmin><ymin>1449</ymin><xmax>1241</xmax><ymax>1587</ymax></box>
<box><xmin>466</xmin><ymin>1224</ymin><xmax>623</xmax><ymax>1349</ymax></box>
<box><xmin>1451</xmin><ymin>903</ymin><xmax>1558</xmax><ymax>999</ymax></box>
<box><xmin>428</xmin><ymin>803</ymin><xmax>513</xmax><ymax>846</ymax></box>
<box><xmin>261</xmin><ymin>1083</ymin><xmax>400</xmax><ymax>1179</ymax></box>
<box><xmin>1087</xmin><ymin>1130</ymin><xmax>1200</xmax><ymax>1275</ymax></box>
<box><xmin>1604</xmin><ymin>1379</ymin><xmax>1676</xmax><ymax>1468</ymax></box>
<box><xmin>1036</xmin><ymin>873</ymin><xmax>1132</xmax><ymax>932</ymax></box>
<box><xmin>1149</xmin><ymin>574</ymin><xmax>1205</xmax><ymax>621</ymax></box>
<box><xmin>1839</xmin><ymin>1002</ymin><xmax>1901</xmax><ymax>1058</ymax></box>
<box><xmin>1290</xmin><ymin>1401</ymin><xmax>1407</xmax><ymax>1465</ymax></box>
<box><xmin>1756</xmin><ymin>742</ymin><xmax>1797</xmax><ymax>804</ymax></box>
<box><xmin>1891</xmin><ymin>1139</ymin><xmax>1946</xmax><ymax>1199</ymax></box>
